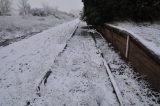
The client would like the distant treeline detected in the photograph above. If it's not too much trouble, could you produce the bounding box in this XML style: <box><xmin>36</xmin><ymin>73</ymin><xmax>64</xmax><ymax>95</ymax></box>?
<box><xmin>82</xmin><ymin>0</ymin><xmax>160</xmax><ymax>25</ymax></box>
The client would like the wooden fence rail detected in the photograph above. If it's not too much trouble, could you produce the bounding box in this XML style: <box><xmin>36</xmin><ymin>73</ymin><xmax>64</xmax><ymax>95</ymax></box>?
<box><xmin>96</xmin><ymin>25</ymin><xmax>160</xmax><ymax>92</ymax></box>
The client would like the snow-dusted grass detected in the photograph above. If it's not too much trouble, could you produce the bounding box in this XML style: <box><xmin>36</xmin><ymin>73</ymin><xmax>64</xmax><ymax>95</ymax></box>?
<box><xmin>108</xmin><ymin>22</ymin><xmax>160</xmax><ymax>57</ymax></box>
<box><xmin>0</xmin><ymin>19</ymin><xmax>79</xmax><ymax>106</ymax></box>
<box><xmin>0</xmin><ymin>15</ymin><xmax>74</xmax><ymax>43</ymax></box>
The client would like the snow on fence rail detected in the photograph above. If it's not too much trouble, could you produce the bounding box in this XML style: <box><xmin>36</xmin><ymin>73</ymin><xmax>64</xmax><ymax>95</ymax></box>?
<box><xmin>91</xmin><ymin>32</ymin><xmax>124</xmax><ymax>106</ymax></box>
<box><xmin>96</xmin><ymin>25</ymin><xmax>160</xmax><ymax>92</ymax></box>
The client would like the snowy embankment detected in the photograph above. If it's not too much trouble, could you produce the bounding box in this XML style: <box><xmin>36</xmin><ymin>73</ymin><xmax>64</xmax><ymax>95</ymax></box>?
<box><xmin>0</xmin><ymin>19</ymin><xmax>79</xmax><ymax>106</ymax></box>
<box><xmin>107</xmin><ymin>22</ymin><xmax>160</xmax><ymax>57</ymax></box>
<box><xmin>0</xmin><ymin>15</ymin><xmax>74</xmax><ymax>45</ymax></box>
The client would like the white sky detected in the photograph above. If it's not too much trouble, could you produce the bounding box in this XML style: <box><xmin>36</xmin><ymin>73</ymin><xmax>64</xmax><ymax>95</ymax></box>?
<box><xmin>13</xmin><ymin>0</ymin><xmax>83</xmax><ymax>12</ymax></box>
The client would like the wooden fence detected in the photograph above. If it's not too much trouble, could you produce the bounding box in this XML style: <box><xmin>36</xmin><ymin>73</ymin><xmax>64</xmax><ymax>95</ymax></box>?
<box><xmin>96</xmin><ymin>25</ymin><xmax>160</xmax><ymax>92</ymax></box>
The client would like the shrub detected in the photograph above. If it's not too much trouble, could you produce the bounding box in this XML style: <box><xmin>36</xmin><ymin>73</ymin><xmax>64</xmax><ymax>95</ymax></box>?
<box><xmin>30</xmin><ymin>8</ymin><xmax>46</xmax><ymax>16</ymax></box>
<box><xmin>82</xmin><ymin>0</ymin><xmax>160</xmax><ymax>25</ymax></box>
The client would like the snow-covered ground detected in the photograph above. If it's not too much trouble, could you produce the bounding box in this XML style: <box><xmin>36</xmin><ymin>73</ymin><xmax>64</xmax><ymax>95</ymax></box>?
<box><xmin>31</xmin><ymin>22</ymin><xmax>120</xmax><ymax>106</ymax></box>
<box><xmin>89</xmin><ymin>29</ymin><xmax>160</xmax><ymax>106</ymax></box>
<box><xmin>0</xmin><ymin>15</ymin><xmax>74</xmax><ymax>46</ymax></box>
<box><xmin>108</xmin><ymin>22</ymin><xmax>160</xmax><ymax>57</ymax></box>
<box><xmin>0</xmin><ymin>20</ymin><xmax>159</xmax><ymax>106</ymax></box>
<box><xmin>0</xmin><ymin>19</ymin><xmax>79</xmax><ymax>106</ymax></box>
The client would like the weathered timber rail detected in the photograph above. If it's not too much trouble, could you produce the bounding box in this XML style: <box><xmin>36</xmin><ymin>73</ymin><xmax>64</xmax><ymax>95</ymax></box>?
<box><xmin>91</xmin><ymin>33</ymin><xmax>124</xmax><ymax>106</ymax></box>
<box><xmin>96</xmin><ymin>25</ymin><xmax>160</xmax><ymax>92</ymax></box>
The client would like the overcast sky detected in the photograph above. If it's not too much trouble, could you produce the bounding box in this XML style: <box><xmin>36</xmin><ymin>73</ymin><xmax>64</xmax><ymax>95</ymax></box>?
<box><xmin>13</xmin><ymin>0</ymin><xmax>83</xmax><ymax>12</ymax></box>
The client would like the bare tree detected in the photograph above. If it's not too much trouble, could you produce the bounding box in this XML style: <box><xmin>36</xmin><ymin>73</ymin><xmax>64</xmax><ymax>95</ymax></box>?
<box><xmin>42</xmin><ymin>3</ymin><xmax>53</xmax><ymax>16</ymax></box>
<box><xmin>18</xmin><ymin>0</ymin><xmax>31</xmax><ymax>15</ymax></box>
<box><xmin>0</xmin><ymin>0</ymin><xmax>12</xmax><ymax>15</ymax></box>
<box><xmin>42</xmin><ymin>3</ymin><xmax>60</xmax><ymax>16</ymax></box>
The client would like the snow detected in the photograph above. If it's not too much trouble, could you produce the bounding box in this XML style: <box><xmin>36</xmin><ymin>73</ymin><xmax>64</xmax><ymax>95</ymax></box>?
<box><xmin>0</xmin><ymin>20</ymin><xmax>159</xmax><ymax>106</ymax></box>
<box><xmin>0</xmin><ymin>19</ymin><xmax>79</xmax><ymax>106</ymax></box>
<box><xmin>32</xmin><ymin>22</ymin><xmax>119</xmax><ymax>106</ymax></box>
<box><xmin>90</xmin><ymin>29</ymin><xmax>160</xmax><ymax>106</ymax></box>
<box><xmin>0</xmin><ymin>15</ymin><xmax>74</xmax><ymax>44</ymax></box>
<box><xmin>91</xmin><ymin>31</ymin><xmax>123</xmax><ymax>105</ymax></box>
<box><xmin>102</xmin><ymin>58</ymin><xmax>123</xmax><ymax>105</ymax></box>
<box><xmin>107</xmin><ymin>22</ymin><xmax>160</xmax><ymax>57</ymax></box>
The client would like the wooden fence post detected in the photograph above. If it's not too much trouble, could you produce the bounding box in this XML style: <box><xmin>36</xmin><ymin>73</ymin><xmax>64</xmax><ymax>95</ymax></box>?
<box><xmin>125</xmin><ymin>35</ymin><xmax>130</xmax><ymax>59</ymax></box>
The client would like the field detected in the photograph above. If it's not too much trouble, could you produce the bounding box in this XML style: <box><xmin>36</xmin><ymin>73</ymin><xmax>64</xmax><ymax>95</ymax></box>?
<box><xmin>0</xmin><ymin>15</ymin><xmax>74</xmax><ymax>46</ymax></box>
